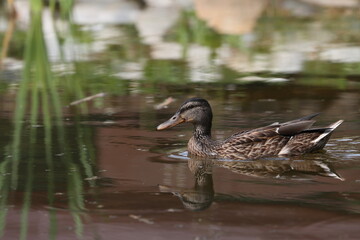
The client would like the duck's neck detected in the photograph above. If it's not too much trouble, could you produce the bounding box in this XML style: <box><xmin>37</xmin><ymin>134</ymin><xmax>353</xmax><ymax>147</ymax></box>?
<box><xmin>193</xmin><ymin>122</ymin><xmax>212</xmax><ymax>139</ymax></box>
<box><xmin>188</xmin><ymin>122</ymin><xmax>216</xmax><ymax>157</ymax></box>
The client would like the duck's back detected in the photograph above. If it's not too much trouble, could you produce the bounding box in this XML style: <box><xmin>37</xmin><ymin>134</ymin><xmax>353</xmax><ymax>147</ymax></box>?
<box><xmin>214</xmin><ymin>116</ymin><xmax>343</xmax><ymax>160</ymax></box>
<box><xmin>217</xmin><ymin>126</ymin><xmax>290</xmax><ymax>160</ymax></box>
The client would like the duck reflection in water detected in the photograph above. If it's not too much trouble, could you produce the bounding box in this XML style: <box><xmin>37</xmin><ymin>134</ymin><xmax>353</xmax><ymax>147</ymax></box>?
<box><xmin>157</xmin><ymin>97</ymin><xmax>344</xmax><ymax>211</ymax></box>
<box><xmin>159</xmin><ymin>158</ymin><xmax>214</xmax><ymax>211</ymax></box>
<box><xmin>159</xmin><ymin>156</ymin><xmax>343</xmax><ymax>211</ymax></box>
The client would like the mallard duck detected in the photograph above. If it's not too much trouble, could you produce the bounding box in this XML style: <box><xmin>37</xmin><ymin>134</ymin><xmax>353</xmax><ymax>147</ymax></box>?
<box><xmin>157</xmin><ymin>98</ymin><xmax>343</xmax><ymax>160</ymax></box>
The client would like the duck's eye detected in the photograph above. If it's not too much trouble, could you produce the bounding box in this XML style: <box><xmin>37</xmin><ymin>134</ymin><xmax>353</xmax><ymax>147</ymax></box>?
<box><xmin>172</xmin><ymin>116</ymin><xmax>176</xmax><ymax>120</ymax></box>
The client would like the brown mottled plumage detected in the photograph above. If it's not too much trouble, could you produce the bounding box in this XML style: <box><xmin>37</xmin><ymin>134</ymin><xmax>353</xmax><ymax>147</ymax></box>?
<box><xmin>157</xmin><ymin>98</ymin><xmax>343</xmax><ymax>160</ymax></box>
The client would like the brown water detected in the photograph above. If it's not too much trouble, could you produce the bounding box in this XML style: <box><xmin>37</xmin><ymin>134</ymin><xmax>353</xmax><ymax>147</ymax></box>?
<box><xmin>3</xmin><ymin>91</ymin><xmax>360</xmax><ymax>239</ymax></box>
<box><xmin>1</xmin><ymin>0</ymin><xmax>360</xmax><ymax>239</ymax></box>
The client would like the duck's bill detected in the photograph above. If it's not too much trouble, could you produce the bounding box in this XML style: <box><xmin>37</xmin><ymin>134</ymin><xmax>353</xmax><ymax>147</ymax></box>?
<box><xmin>157</xmin><ymin>114</ymin><xmax>185</xmax><ymax>130</ymax></box>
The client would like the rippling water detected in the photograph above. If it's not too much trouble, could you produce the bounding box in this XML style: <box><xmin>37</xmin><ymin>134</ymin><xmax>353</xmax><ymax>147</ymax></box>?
<box><xmin>0</xmin><ymin>93</ymin><xmax>359</xmax><ymax>239</ymax></box>
<box><xmin>1</xmin><ymin>0</ymin><xmax>360</xmax><ymax>239</ymax></box>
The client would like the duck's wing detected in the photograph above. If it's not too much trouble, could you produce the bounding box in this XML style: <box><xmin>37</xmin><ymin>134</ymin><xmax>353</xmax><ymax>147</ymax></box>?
<box><xmin>219</xmin><ymin>120</ymin><xmax>316</xmax><ymax>159</ymax></box>
<box><xmin>218</xmin><ymin>113</ymin><xmax>343</xmax><ymax>159</ymax></box>
<box><xmin>225</xmin><ymin>119</ymin><xmax>316</xmax><ymax>144</ymax></box>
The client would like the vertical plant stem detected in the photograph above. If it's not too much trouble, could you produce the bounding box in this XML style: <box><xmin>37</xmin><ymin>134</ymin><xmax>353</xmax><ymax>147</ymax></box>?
<box><xmin>0</xmin><ymin>156</ymin><xmax>11</xmax><ymax>237</ymax></box>
<box><xmin>0</xmin><ymin>11</ymin><xmax>15</xmax><ymax>67</ymax></box>
<box><xmin>41</xmin><ymin>73</ymin><xmax>58</xmax><ymax>239</ymax></box>
<box><xmin>19</xmin><ymin>75</ymin><xmax>39</xmax><ymax>240</ymax></box>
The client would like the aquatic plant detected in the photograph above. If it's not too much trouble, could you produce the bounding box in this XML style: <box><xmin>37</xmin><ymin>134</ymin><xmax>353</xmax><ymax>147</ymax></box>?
<box><xmin>0</xmin><ymin>0</ymin><xmax>99</xmax><ymax>239</ymax></box>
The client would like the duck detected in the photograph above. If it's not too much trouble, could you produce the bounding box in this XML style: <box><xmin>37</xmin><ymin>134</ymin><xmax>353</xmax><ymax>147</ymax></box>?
<box><xmin>157</xmin><ymin>97</ymin><xmax>343</xmax><ymax>160</ymax></box>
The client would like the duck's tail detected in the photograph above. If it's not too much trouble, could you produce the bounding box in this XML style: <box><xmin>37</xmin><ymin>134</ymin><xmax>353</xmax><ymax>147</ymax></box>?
<box><xmin>278</xmin><ymin>119</ymin><xmax>343</xmax><ymax>156</ymax></box>
<box><xmin>311</xmin><ymin>120</ymin><xmax>344</xmax><ymax>144</ymax></box>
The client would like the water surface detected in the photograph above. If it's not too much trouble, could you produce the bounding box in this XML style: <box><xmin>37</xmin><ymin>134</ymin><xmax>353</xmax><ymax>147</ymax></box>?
<box><xmin>1</xmin><ymin>0</ymin><xmax>360</xmax><ymax>239</ymax></box>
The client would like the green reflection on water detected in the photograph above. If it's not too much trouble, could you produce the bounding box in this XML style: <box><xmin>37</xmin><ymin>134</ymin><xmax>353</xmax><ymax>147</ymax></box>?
<box><xmin>0</xmin><ymin>154</ymin><xmax>10</xmax><ymax>237</ymax></box>
<box><xmin>0</xmin><ymin>2</ymin><xmax>97</xmax><ymax>239</ymax></box>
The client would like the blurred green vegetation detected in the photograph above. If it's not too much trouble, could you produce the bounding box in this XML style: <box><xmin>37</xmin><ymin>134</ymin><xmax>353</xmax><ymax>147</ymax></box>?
<box><xmin>0</xmin><ymin>1</ymin><xmax>98</xmax><ymax>239</ymax></box>
<box><xmin>166</xmin><ymin>11</ymin><xmax>222</xmax><ymax>50</ymax></box>
<box><xmin>2</xmin><ymin>7</ymin><xmax>360</xmax><ymax>96</ymax></box>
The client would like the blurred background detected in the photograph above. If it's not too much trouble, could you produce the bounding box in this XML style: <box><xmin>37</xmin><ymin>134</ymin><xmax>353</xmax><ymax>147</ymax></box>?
<box><xmin>1</xmin><ymin>0</ymin><xmax>360</xmax><ymax>239</ymax></box>
<box><xmin>1</xmin><ymin>0</ymin><xmax>360</xmax><ymax>126</ymax></box>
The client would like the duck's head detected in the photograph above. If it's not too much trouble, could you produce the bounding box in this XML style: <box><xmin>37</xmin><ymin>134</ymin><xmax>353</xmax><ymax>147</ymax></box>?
<box><xmin>157</xmin><ymin>98</ymin><xmax>213</xmax><ymax>131</ymax></box>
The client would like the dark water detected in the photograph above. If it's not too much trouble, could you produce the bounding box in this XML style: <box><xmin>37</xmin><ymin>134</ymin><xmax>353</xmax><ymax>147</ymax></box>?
<box><xmin>1</xmin><ymin>0</ymin><xmax>360</xmax><ymax>239</ymax></box>
<box><xmin>2</xmin><ymin>93</ymin><xmax>360</xmax><ymax>239</ymax></box>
